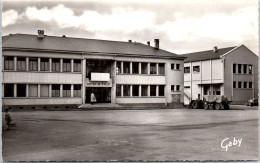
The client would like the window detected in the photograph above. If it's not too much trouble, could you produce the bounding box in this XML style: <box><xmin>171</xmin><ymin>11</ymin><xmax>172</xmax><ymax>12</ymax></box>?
<box><xmin>150</xmin><ymin>63</ymin><xmax>157</xmax><ymax>74</ymax></box>
<box><xmin>116</xmin><ymin>85</ymin><xmax>121</xmax><ymax>96</ymax></box>
<box><xmin>52</xmin><ymin>58</ymin><xmax>60</xmax><ymax>72</ymax></box>
<box><xmin>150</xmin><ymin>85</ymin><xmax>156</xmax><ymax>96</ymax></box>
<box><xmin>176</xmin><ymin>85</ymin><xmax>180</xmax><ymax>91</ymax></box>
<box><xmin>116</xmin><ymin>61</ymin><xmax>121</xmax><ymax>73</ymax></box>
<box><xmin>216</xmin><ymin>91</ymin><xmax>221</xmax><ymax>95</ymax></box>
<box><xmin>171</xmin><ymin>85</ymin><xmax>175</xmax><ymax>91</ymax></box>
<box><xmin>159</xmin><ymin>85</ymin><xmax>164</xmax><ymax>96</ymax></box>
<box><xmin>74</xmin><ymin>60</ymin><xmax>81</xmax><ymax>72</ymax></box>
<box><xmin>238</xmin><ymin>81</ymin><xmax>242</xmax><ymax>88</ymax></box>
<box><xmin>248</xmin><ymin>65</ymin><xmax>253</xmax><ymax>74</ymax></box>
<box><xmin>184</xmin><ymin>67</ymin><xmax>190</xmax><ymax>73</ymax></box>
<box><xmin>40</xmin><ymin>58</ymin><xmax>49</xmax><ymax>71</ymax></box>
<box><xmin>171</xmin><ymin>64</ymin><xmax>175</xmax><ymax>69</ymax></box>
<box><xmin>40</xmin><ymin>84</ymin><xmax>49</xmax><ymax>97</ymax></box>
<box><xmin>233</xmin><ymin>64</ymin><xmax>236</xmax><ymax>74</ymax></box>
<box><xmin>52</xmin><ymin>84</ymin><xmax>60</xmax><ymax>97</ymax></box>
<box><xmin>238</xmin><ymin>64</ymin><xmax>242</xmax><ymax>74</ymax></box>
<box><xmin>141</xmin><ymin>63</ymin><xmax>148</xmax><ymax>74</ymax></box>
<box><xmin>132</xmin><ymin>85</ymin><xmax>139</xmax><ymax>96</ymax></box>
<box><xmin>17</xmin><ymin>57</ymin><xmax>26</xmax><ymax>71</ymax></box>
<box><xmin>17</xmin><ymin>84</ymin><xmax>26</xmax><ymax>97</ymax></box>
<box><xmin>63</xmin><ymin>85</ymin><xmax>71</xmax><ymax>97</ymax></box>
<box><xmin>193</xmin><ymin>66</ymin><xmax>200</xmax><ymax>73</ymax></box>
<box><xmin>123</xmin><ymin>62</ymin><xmax>130</xmax><ymax>74</ymax></box>
<box><xmin>132</xmin><ymin>62</ymin><xmax>139</xmax><ymax>74</ymax></box>
<box><xmin>176</xmin><ymin>64</ymin><xmax>180</xmax><ymax>70</ymax></box>
<box><xmin>123</xmin><ymin>85</ymin><xmax>130</xmax><ymax>96</ymax></box>
<box><xmin>233</xmin><ymin>81</ymin><xmax>236</xmax><ymax>88</ymax></box>
<box><xmin>29</xmin><ymin>84</ymin><xmax>38</xmax><ymax>97</ymax></box>
<box><xmin>29</xmin><ymin>58</ymin><xmax>38</xmax><ymax>71</ymax></box>
<box><xmin>243</xmin><ymin>82</ymin><xmax>247</xmax><ymax>88</ymax></box>
<box><xmin>249</xmin><ymin>82</ymin><xmax>253</xmax><ymax>88</ymax></box>
<box><xmin>4</xmin><ymin>84</ymin><xmax>14</xmax><ymax>97</ymax></box>
<box><xmin>4</xmin><ymin>56</ymin><xmax>14</xmax><ymax>70</ymax></box>
<box><xmin>141</xmin><ymin>85</ymin><xmax>148</xmax><ymax>96</ymax></box>
<box><xmin>158</xmin><ymin>63</ymin><xmax>165</xmax><ymax>75</ymax></box>
<box><xmin>243</xmin><ymin>64</ymin><xmax>247</xmax><ymax>74</ymax></box>
<box><xmin>73</xmin><ymin>85</ymin><xmax>81</xmax><ymax>97</ymax></box>
<box><xmin>63</xmin><ymin>59</ymin><xmax>71</xmax><ymax>72</ymax></box>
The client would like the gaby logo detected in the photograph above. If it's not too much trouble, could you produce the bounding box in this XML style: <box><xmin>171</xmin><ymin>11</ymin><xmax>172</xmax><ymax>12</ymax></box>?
<box><xmin>221</xmin><ymin>137</ymin><xmax>243</xmax><ymax>151</ymax></box>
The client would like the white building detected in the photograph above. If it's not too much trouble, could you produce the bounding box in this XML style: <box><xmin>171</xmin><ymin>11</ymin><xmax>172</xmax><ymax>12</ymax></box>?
<box><xmin>2</xmin><ymin>30</ymin><xmax>185</xmax><ymax>109</ymax></box>
<box><xmin>183</xmin><ymin>45</ymin><xmax>258</xmax><ymax>105</ymax></box>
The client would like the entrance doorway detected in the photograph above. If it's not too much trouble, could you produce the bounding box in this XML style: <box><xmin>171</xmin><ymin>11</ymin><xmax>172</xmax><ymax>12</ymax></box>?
<box><xmin>85</xmin><ymin>87</ymin><xmax>111</xmax><ymax>103</ymax></box>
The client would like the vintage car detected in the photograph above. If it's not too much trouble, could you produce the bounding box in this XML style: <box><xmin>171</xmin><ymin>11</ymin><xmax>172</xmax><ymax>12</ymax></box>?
<box><xmin>245</xmin><ymin>98</ymin><xmax>258</xmax><ymax>106</ymax></box>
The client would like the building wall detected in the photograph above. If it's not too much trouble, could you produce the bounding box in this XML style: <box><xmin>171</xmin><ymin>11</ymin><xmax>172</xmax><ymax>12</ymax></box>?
<box><xmin>224</xmin><ymin>45</ymin><xmax>258</xmax><ymax>104</ymax></box>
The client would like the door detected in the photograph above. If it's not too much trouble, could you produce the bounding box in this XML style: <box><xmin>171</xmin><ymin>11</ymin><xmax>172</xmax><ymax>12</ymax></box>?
<box><xmin>85</xmin><ymin>87</ymin><xmax>111</xmax><ymax>103</ymax></box>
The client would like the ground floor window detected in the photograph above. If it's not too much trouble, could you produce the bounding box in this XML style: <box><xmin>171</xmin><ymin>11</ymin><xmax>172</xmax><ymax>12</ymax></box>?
<box><xmin>74</xmin><ymin>85</ymin><xmax>81</xmax><ymax>97</ymax></box>
<box><xmin>132</xmin><ymin>85</ymin><xmax>139</xmax><ymax>96</ymax></box>
<box><xmin>249</xmin><ymin>82</ymin><xmax>253</xmax><ymax>88</ymax></box>
<box><xmin>116</xmin><ymin>85</ymin><xmax>121</xmax><ymax>96</ymax></box>
<box><xmin>123</xmin><ymin>85</ymin><xmax>130</xmax><ymax>96</ymax></box>
<box><xmin>63</xmin><ymin>84</ymin><xmax>71</xmax><ymax>97</ymax></box>
<box><xmin>150</xmin><ymin>85</ymin><xmax>156</xmax><ymax>96</ymax></box>
<box><xmin>29</xmin><ymin>84</ymin><xmax>38</xmax><ymax>97</ymax></box>
<box><xmin>52</xmin><ymin>84</ymin><xmax>60</xmax><ymax>97</ymax></box>
<box><xmin>141</xmin><ymin>85</ymin><xmax>148</xmax><ymax>96</ymax></box>
<box><xmin>4</xmin><ymin>84</ymin><xmax>14</xmax><ymax>97</ymax></box>
<box><xmin>40</xmin><ymin>84</ymin><xmax>49</xmax><ymax>97</ymax></box>
<box><xmin>159</xmin><ymin>85</ymin><xmax>165</xmax><ymax>96</ymax></box>
<box><xmin>17</xmin><ymin>84</ymin><xmax>26</xmax><ymax>97</ymax></box>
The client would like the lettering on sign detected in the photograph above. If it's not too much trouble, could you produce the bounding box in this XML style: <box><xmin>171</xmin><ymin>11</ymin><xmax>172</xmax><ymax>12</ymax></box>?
<box><xmin>87</xmin><ymin>82</ymin><xmax>111</xmax><ymax>87</ymax></box>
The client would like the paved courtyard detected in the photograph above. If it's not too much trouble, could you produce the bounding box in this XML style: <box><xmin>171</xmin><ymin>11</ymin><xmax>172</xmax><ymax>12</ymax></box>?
<box><xmin>2</xmin><ymin>106</ymin><xmax>258</xmax><ymax>161</ymax></box>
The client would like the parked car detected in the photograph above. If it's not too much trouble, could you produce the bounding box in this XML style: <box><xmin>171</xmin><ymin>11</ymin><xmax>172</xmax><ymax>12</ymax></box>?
<box><xmin>245</xmin><ymin>98</ymin><xmax>258</xmax><ymax>106</ymax></box>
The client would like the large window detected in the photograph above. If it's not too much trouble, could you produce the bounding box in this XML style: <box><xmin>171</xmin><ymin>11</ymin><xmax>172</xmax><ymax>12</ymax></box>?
<box><xmin>150</xmin><ymin>63</ymin><xmax>157</xmax><ymax>74</ymax></box>
<box><xmin>74</xmin><ymin>60</ymin><xmax>81</xmax><ymax>72</ymax></box>
<box><xmin>17</xmin><ymin>57</ymin><xmax>26</xmax><ymax>71</ymax></box>
<box><xmin>4</xmin><ymin>56</ymin><xmax>14</xmax><ymax>70</ymax></box>
<box><xmin>248</xmin><ymin>65</ymin><xmax>253</xmax><ymax>74</ymax></box>
<box><xmin>116</xmin><ymin>61</ymin><xmax>121</xmax><ymax>73</ymax></box>
<box><xmin>150</xmin><ymin>85</ymin><xmax>156</xmax><ymax>96</ymax></box>
<box><xmin>4</xmin><ymin>84</ymin><xmax>14</xmax><ymax>97</ymax></box>
<box><xmin>238</xmin><ymin>81</ymin><xmax>242</xmax><ymax>88</ymax></box>
<box><xmin>52</xmin><ymin>84</ymin><xmax>60</xmax><ymax>97</ymax></box>
<box><xmin>123</xmin><ymin>85</ymin><xmax>130</xmax><ymax>96</ymax></box>
<box><xmin>29</xmin><ymin>58</ymin><xmax>38</xmax><ymax>71</ymax></box>
<box><xmin>132</xmin><ymin>85</ymin><xmax>139</xmax><ymax>96</ymax></box>
<box><xmin>52</xmin><ymin>58</ymin><xmax>60</xmax><ymax>72</ymax></box>
<box><xmin>184</xmin><ymin>67</ymin><xmax>190</xmax><ymax>73</ymax></box>
<box><xmin>233</xmin><ymin>64</ymin><xmax>236</xmax><ymax>74</ymax></box>
<box><xmin>141</xmin><ymin>63</ymin><xmax>148</xmax><ymax>74</ymax></box>
<box><xmin>233</xmin><ymin>81</ymin><xmax>236</xmax><ymax>88</ymax></box>
<box><xmin>158</xmin><ymin>63</ymin><xmax>165</xmax><ymax>75</ymax></box>
<box><xmin>238</xmin><ymin>64</ymin><xmax>242</xmax><ymax>74</ymax></box>
<box><xmin>159</xmin><ymin>85</ymin><xmax>164</xmax><ymax>96</ymax></box>
<box><xmin>63</xmin><ymin>85</ymin><xmax>71</xmax><ymax>97</ymax></box>
<box><xmin>123</xmin><ymin>62</ymin><xmax>130</xmax><ymax>74</ymax></box>
<box><xmin>132</xmin><ymin>62</ymin><xmax>139</xmax><ymax>74</ymax></box>
<box><xmin>29</xmin><ymin>84</ymin><xmax>38</xmax><ymax>97</ymax></box>
<box><xmin>141</xmin><ymin>85</ymin><xmax>148</xmax><ymax>96</ymax></box>
<box><xmin>243</xmin><ymin>65</ymin><xmax>247</xmax><ymax>74</ymax></box>
<box><xmin>40</xmin><ymin>58</ymin><xmax>49</xmax><ymax>71</ymax></box>
<box><xmin>193</xmin><ymin>66</ymin><xmax>200</xmax><ymax>73</ymax></box>
<box><xmin>116</xmin><ymin>85</ymin><xmax>121</xmax><ymax>96</ymax></box>
<box><xmin>63</xmin><ymin>59</ymin><xmax>71</xmax><ymax>72</ymax></box>
<box><xmin>74</xmin><ymin>85</ymin><xmax>81</xmax><ymax>97</ymax></box>
<box><xmin>249</xmin><ymin>82</ymin><xmax>253</xmax><ymax>88</ymax></box>
<box><xmin>40</xmin><ymin>84</ymin><xmax>49</xmax><ymax>97</ymax></box>
<box><xmin>243</xmin><ymin>82</ymin><xmax>247</xmax><ymax>88</ymax></box>
<box><xmin>17</xmin><ymin>84</ymin><xmax>26</xmax><ymax>97</ymax></box>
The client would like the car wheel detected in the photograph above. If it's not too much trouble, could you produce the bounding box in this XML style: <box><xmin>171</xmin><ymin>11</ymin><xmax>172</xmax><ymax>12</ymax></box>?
<box><xmin>215</xmin><ymin>103</ymin><xmax>221</xmax><ymax>110</ymax></box>
<box><xmin>192</xmin><ymin>101</ymin><xmax>199</xmax><ymax>109</ymax></box>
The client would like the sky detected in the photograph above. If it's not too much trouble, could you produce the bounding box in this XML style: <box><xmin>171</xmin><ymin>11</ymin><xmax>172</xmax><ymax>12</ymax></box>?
<box><xmin>2</xmin><ymin>0</ymin><xmax>259</xmax><ymax>54</ymax></box>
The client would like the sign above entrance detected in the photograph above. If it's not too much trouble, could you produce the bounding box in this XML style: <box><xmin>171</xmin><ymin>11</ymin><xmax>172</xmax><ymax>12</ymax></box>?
<box><xmin>90</xmin><ymin>72</ymin><xmax>110</xmax><ymax>82</ymax></box>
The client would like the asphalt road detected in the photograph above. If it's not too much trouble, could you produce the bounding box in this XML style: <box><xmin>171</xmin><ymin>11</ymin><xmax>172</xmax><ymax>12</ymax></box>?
<box><xmin>2</xmin><ymin>106</ymin><xmax>258</xmax><ymax>161</ymax></box>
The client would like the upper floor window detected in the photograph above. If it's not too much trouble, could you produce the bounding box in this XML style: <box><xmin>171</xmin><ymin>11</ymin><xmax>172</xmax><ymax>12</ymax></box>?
<box><xmin>249</xmin><ymin>82</ymin><xmax>253</xmax><ymax>88</ymax></box>
<box><xmin>40</xmin><ymin>58</ymin><xmax>49</xmax><ymax>71</ymax></box>
<box><xmin>238</xmin><ymin>81</ymin><xmax>242</xmax><ymax>88</ymax></box>
<box><xmin>29</xmin><ymin>58</ymin><xmax>38</xmax><ymax>71</ymax></box>
<box><xmin>176</xmin><ymin>85</ymin><xmax>180</xmax><ymax>91</ymax></box>
<box><xmin>184</xmin><ymin>67</ymin><xmax>190</xmax><ymax>73</ymax></box>
<box><xmin>116</xmin><ymin>61</ymin><xmax>121</xmax><ymax>73</ymax></box>
<box><xmin>158</xmin><ymin>63</ymin><xmax>165</xmax><ymax>75</ymax></box>
<box><xmin>73</xmin><ymin>60</ymin><xmax>81</xmax><ymax>72</ymax></box>
<box><xmin>132</xmin><ymin>62</ymin><xmax>139</xmax><ymax>74</ymax></box>
<box><xmin>243</xmin><ymin>82</ymin><xmax>247</xmax><ymax>88</ymax></box>
<box><xmin>171</xmin><ymin>85</ymin><xmax>175</xmax><ymax>91</ymax></box>
<box><xmin>238</xmin><ymin>64</ymin><xmax>242</xmax><ymax>74</ymax></box>
<box><xmin>123</xmin><ymin>62</ymin><xmax>130</xmax><ymax>74</ymax></box>
<box><xmin>193</xmin><ymin>66</ymin><xmax>200</xmax><ymax>73</ymax></box>
<box><xmin>150</xmin><ymin>63</ymin><xmax>157</xmax><ymax>74</ymax></box>
<box><xmin>248</xmin><ymin>65</ymin><xmax>253</xmax><ymax>74</ymax></box>
<box><xmin>4</xmin><ymin>56</ymin><xmax>14</xmax><ymax>70</ymax></box>
<box><xmin>243</xmin><ymin>64</ymin><xmax>247</xmax><ymax>74</ymax></box>
<box><xmin>233</xmin><ymin>64</ymin><xmax>236</xmax><ymax>74</ymax></box>
<box><xmin>171</xmin><ymin>64</ymin><xmax>175</xmax><ymax>69</ymax></box>
<box><xmin>63</xmin><ymin>59</ymin><xmax>71</xmax><ymax>72</ymax></box>
<box><xmin>176</xmin><ymin>64</ymin><xmax>180</xmax><ymax>70</ymax></box>
<box><xmin>17</xmin><ymin>57</ymin><xmax>26</xmax><ymax>71</ymax></box>
<box><xmin>233</xmin><ymin>81</ymin><xmax>236</xmax><ymax>88</ymax></box>
<box><xmin>141</xmin><ymin>63</ymin><xmax>148</xmax><ymax>74</ymax></box>
<box><xmin>52</xmin><ymin>58</ymin><xmax>60</xmax><ymax>72</ymax></box>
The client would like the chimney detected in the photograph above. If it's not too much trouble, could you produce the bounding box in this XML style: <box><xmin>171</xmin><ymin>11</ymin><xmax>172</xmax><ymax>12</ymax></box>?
<box><xmin>154</xmin><ymin>39</ymin><xmax>159</xmax><ymax>49</ymax></box>
<box><xmin>38</xmin><ymin>30</ymin><xmax>44</xmax><ymax>39</ymax></box>
<box><xmin>147</xmin><ymin>41</ymin><xmax>150</xmax><ymax>46</ymax></box>
<box><xmin>213</xmin><ymin>46</ymin><xmax>218</xmax><ymax>52</ymax></box>
<box><xmin>128</xmin><ymin>40</ymin><xmax>132</xmax><ymax>43</ymax></box>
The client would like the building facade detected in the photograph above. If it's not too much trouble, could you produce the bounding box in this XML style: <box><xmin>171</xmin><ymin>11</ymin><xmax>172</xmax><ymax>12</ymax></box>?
<box><xmin>183</xmin><ymin>45</ymin><xmax>258</xmax><ymax>105</ymax></box>
<box><xmin>2</xmin><ymin>30</ymin><xmax>185</xmax><ymax>109</ymax></box>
